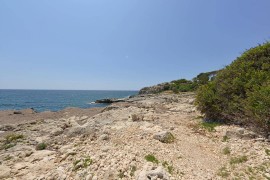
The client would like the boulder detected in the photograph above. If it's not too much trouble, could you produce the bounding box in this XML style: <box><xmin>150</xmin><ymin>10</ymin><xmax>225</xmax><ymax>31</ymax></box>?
<box><xmin>0</xmin><ymin>165</ymin><xmax>11</xmax><ymax>179</ymax></box>
<box><xmin>153</xmin><ymin>131</ymin><xmax>175</xmax><ymax>143</ymax></box>
<box><xmin>225</xmin><ymin>129</ymin><xmax>257</xmax><ymax>140</ymax></box>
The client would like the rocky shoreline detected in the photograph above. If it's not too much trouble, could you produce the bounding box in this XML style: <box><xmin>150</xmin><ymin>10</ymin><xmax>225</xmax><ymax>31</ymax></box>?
<box><xmin>0</xmin><ymin>93</ymin><xmax>269</xmax><ymax>179</ymax></box>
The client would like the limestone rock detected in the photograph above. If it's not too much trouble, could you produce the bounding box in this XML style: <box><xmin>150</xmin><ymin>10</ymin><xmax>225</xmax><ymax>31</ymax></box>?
<box><xmin>225</xmin><ymin>128</ymin><xmax>257</xmax><ymax>140</ymax></box>
<box><xmin>66</xmin><ymin>124</ymin><xmax>95</xmax><ymax>137</ymax></box>
<box><xmin>130</xmin><ymin>114</ymin><xmax>144</xmax><ymax>121</ymax></box>
<box><xmin>99</xmin><ymin>134</ymin><xmax>109</xmax><ymax>141</ymax></box>
<box><xmin>153</xmin><ymin>131</ymin><xmax>175</xmax><ymax>143</ymax></box>
<box><xmin>0</xmin><ymin>165</ymin><xmax>11</xmax><ymax>179</ymax></box>
<box><xmin>0</xmin><ymin>124</ymin><xmax>16</xmax><ymax>131</ymax></box>
<box><xmin>236</xmin><ymin>128</ymin><xmax>245</xmax><ymax>134</ymax></box>
<box><xmin>137</xmin><ymin>164</ymin><xmax>170</xmax><ymax>180</ymax></box>
<box><xmin>50</xmin><ymin>127</ymin><xmax>64</xmax><ymax>136</ymax></box>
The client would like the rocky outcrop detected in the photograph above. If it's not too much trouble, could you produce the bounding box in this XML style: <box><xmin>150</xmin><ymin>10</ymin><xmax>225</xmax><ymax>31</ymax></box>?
<box><xmin>95</xmin><ymin>98</ymin><xmax>126</xmax><ymax>104</ymax></box>
<box><xmin>0</xmin><ymin>93</ymin><xmax>269</xmax><ymax>180</ymax></box>
<box><xmin>139</xmin><ymin>83</ymin><xmax>170</xmax><ymax>94</ymax></box>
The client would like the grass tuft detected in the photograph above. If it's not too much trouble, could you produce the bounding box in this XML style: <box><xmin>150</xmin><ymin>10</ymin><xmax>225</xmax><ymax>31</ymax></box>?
<box><xmin>265</xmin><ymin>149</ymin><xmax>270</xmax><ymax>156</ymax></box>
<box><xmin>130</xmin><ymin>166</ymin><xmax>137</xmax><ymax>177</ymax></box>
<box><xmin>222</xmin><ymin>135</ymin><xmax>229</xmax><ymax>142</ymax></box>
<box><xmin>223</xmin><ymin>147</ymin><xmax>231</xmax><ymax>155</ymax></box>
<box><xmin>217</xmin><ymin>167</ymin><xmax>229</xmax><ymax>178</ymax></box>
<box><xmin>200</xmin><ymin>122</ymin><xmax>221</xmax><ymax>132</ymax></box>
<box><xmin>162</xmin><ymin>161</ymin><xmax>174</xmax><ymax>174</ymax></box>
<box><xmin>230</xmin><ymin>156</ymin><xmax>248</xmax><ymax>165</ymax></box>
<box><xmin>145</xmin><ymin>154</ymin><xmax>159</xmax><ymax>164</ymax></box>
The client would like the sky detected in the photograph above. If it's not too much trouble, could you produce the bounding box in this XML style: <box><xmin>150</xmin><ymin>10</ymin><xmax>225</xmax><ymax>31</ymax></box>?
<box><xmin>0</xmin><ymin>0</ymin><xmax>270</xmax><ymax>90</ymax></box>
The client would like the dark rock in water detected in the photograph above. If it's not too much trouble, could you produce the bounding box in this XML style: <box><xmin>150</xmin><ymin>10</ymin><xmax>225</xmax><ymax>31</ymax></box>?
<box><xmin>95</xmin><ymin>98</ymin><xmax>126</xmax><ymax>104</ymax></box>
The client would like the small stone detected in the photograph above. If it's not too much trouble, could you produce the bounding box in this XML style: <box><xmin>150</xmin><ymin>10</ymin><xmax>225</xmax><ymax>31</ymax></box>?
<box><xmin>188</xmin><ymin>99</ymin><xmax>195</xmax><ymax>104</ymax></box>
<box><xmin>99</xmin><ymin>134</ymin><xmax>109</xmax><ymax>141</ymax></box>
<box><xmin>73</xmin><ymin>161</ymin><xmax>83</xmax><ymax>171</ymax></box>
<box><xmin>102</xmin><ymin>146</ymin><xmax>110</xmax><ymax>152</ymax></box>
<box><xmin>255</xmin><ymin>138</ymin><xmax>265</xmax><ymax>142</ymax></box>
<box><xmin>236</xmin><ymin>128</ymin><xmax>245</xmax><ymax>134</ymax></box>
<box><xmin>242</xmin><ymin>132</ymin><xmax>257</xmax><ymax>140</ymax></box>
<box><xmin>86</xmin><ymin>174</ymin><xmax>93</xmax><ymax>180</ymax></box>
<box><xmin>169</xmin><ymin>127</ymin><xmax>175</xmax><ymax>130</ymax></box>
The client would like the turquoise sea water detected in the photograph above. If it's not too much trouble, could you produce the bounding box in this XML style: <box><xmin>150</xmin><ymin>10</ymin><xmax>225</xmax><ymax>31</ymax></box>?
<box><xmin>0</xmin><ymin>90</ymin><xmax>138</xmax><ymax>112</ymax></box>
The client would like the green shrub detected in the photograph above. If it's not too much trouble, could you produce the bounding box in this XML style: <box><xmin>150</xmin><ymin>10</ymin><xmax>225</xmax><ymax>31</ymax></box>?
<box><xmin>162</xmin><ymin>161</ymin><xmax>174</xmax><ymax>174</ymax></box>
<box><xmin>222</xmin><ymin>135</ymin><xmax>229</xmax><ymax>142</ymax></box>
<box><xmin>36</xmin><ymin>142</ymin><xmax>47</xmax><ymax>150</ymax></box>
<box><xmin>230</xmin><ymin>156</ymin><xmax>248</xmax><ymax>165</ymax></box>
<box><xmin>223</xmin><ymin>147</ymin><xmax>231</xmax><ymax>155</ymax></box>
<box><xmin>0</xmin><ymin>134</ymin><xmax>24</xmax><ymax>150</ymax></box>
<box><xmin>130</xmin><ymin>166</ymin><xmax>137</xmax><ymax>177</ymax></box>
<box><xmin>265</xmin><ymin>149</ymin><xmax>270</xmax><ymax>156</ymax></box>
<box><xmin>73</xmin><ymin>156</ymin><xmax>93</xmax><ymax>171</ymax></box>
<box><xmin>196</xmin><ymin>42</ymin><xmax>270</xmax><ymax>131</ymax></box>
<box><xmin>217</xmin><ymin>167</ymin><xmax>230</xmax><ymax>178</ymax></box>
<box><xmin>5</xmin><ymin>134</ymin><xmax>24</xmax><ymax>144</ymax></box>
<box><xmin>170</xmin><ymin>79</ymin><xmax>197</xmax><ymax>93</ymax></box>
<box><xmin>145</xmin><ymin>154</ymin><xmax>159</xmax><ymax>164</ymax></box>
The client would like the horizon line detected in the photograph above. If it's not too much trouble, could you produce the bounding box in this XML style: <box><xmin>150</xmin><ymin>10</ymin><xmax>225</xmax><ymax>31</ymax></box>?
<box><xmin>0</xmin><ymin>88</ymin><xmax>139</xmax><ymax>91</ymax></box>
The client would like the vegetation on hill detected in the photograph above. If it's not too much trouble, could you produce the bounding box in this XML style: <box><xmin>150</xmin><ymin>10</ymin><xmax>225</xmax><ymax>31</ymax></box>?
<box><xmin>139</xmin><ymin>71</ymin><xmax>219</xmax><ymax>94</ymax></box>
<box><xmin>196</xmin><ymin>42</ymin><xmax>270</xmax><ymax>131</ymax></box>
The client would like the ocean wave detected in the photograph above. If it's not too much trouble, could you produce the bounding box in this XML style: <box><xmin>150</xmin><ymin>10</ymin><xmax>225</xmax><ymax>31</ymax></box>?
<box><xmin>87</xmin><ymin>102</ymin><xmax>96</xmax><ymax>104</ymax></box>
<box><xmin>0</xmin><ymin>103</ymin><xmax>16</xmax><ymax>106</ymax></box>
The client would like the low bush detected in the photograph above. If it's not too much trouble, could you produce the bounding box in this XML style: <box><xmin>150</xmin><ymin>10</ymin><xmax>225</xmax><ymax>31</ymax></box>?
<box><xmin>36</xmin><ymin>142</ymin><xmax>47</xmax><ymax>150</ymax></box>
<box><xmin>0</xmin><ymin>134</ymin><xmax>24</xmax><ymax>150</ymax></box>
<box><xmin>230</xmin><ymin>156</ymin><xmax>248</xmax><ymax>165</ymax></box>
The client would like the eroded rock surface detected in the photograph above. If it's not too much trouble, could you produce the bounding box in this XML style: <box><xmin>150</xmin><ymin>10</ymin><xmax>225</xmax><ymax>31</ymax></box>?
<box><xmin>0</xmin><ymin>93</ymin><xmax>269</xmax><ymax>180</ymax></box>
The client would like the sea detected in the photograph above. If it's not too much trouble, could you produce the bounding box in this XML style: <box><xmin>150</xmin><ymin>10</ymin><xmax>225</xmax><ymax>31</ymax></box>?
<box><xmin>0</xmin><ymin>90</ymin><xmax>138</xmax><ymax>112</ymax></box>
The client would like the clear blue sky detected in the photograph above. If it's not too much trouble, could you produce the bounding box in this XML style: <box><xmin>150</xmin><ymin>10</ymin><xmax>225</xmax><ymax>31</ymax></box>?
<box><xmin>1</xmin><ymin>0</ymin><xmax>270</xmax><ymax>90</ymax></box>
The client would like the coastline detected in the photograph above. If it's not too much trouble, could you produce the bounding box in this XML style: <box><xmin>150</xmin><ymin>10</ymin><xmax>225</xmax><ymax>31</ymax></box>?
<box><xmin>0</xmin><ymin>93</ymin><xmax>269</xmax><ymax>179</ymax></box>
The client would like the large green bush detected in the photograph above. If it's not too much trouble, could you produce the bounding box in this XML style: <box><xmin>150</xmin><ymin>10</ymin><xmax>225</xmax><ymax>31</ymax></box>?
<box><xmin>170</xmin><ymin>79</ymin><xmax>197</xmax><ymax>93</ymax></box>
<box><xmin>196</xmin><ymin>42</ymin><xmax>270</xmax><ymax>131</ymax></box>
